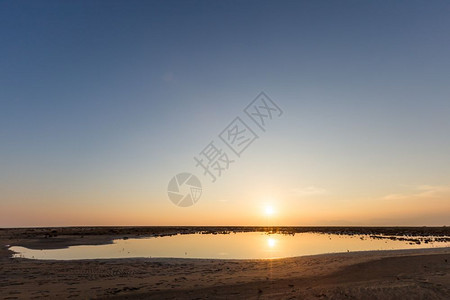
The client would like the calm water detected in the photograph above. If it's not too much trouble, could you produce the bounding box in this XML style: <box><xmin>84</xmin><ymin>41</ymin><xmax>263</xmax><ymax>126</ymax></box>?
<box><xmin>10</xmin><ymin>232</ymin><xmax>450</xmax><ymax>260</ymax></box>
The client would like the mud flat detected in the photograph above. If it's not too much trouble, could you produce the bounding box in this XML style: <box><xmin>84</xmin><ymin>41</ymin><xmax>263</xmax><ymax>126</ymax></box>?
<box><xmin>1</xmin><ymin>227</ymin><xmax>449</xmax><ymax>299</ymax></box>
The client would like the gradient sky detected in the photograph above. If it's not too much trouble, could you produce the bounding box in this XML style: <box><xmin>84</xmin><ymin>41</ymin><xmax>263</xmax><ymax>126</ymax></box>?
<box><xmin>1</xmin><ymin>0</ymin><xmax>449</xmax><ymax>227</ymax></box>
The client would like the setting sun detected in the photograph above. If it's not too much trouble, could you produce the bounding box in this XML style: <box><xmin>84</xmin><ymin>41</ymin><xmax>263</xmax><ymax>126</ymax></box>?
<box><xmin>264</xmin><ymin>205</ymin><xmax>275</xmax><ymax>216</ymax></box>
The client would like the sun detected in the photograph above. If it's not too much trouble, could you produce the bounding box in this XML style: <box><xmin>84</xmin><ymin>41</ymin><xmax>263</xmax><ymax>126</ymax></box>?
<box><xmin>264</xmin><ymin>205</ymin><xmax>274</xmax><ymax>216</ymax></box>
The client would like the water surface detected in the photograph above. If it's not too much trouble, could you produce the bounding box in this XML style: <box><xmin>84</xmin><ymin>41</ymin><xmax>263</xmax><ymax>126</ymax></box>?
<box><xmin>10</xmin><ymin>232</ymin><xmax>449</xmax><ymax>260</ymax></box>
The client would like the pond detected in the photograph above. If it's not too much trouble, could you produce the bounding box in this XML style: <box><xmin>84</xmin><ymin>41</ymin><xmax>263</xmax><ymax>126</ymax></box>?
<box><xmin>10</xmin><ymin>232</ymin><xmax>449</xmax><ymax>260</ymax></box>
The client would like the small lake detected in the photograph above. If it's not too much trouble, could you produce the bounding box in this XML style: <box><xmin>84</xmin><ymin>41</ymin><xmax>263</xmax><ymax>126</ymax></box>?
<box><xmin>10</xmin><ymin>232</ymin><xmax>450</xmax><ymax>260</ymax></box>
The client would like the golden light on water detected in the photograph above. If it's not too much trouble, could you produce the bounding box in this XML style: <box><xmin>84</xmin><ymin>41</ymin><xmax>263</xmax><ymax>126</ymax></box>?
<box><xmin>267</xmin><ymin>237</ymin><xmax>277</xmax><ymax>248</ymax></box>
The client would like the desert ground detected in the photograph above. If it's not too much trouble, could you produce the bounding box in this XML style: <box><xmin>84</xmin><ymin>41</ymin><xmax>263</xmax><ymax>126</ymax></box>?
<box><xmin>1</xmin><ymin>227</ymin><xmax>449</xmax><ymax>299</ymax></box>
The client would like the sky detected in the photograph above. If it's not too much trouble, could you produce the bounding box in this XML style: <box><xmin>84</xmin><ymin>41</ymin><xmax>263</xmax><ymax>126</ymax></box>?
<box><xmin>1</xmin><ymin>0</ymin><xmax>449</xmax><ymax>227</ymax></box>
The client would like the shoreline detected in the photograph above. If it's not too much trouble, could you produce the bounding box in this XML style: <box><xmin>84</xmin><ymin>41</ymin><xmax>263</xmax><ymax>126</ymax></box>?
<box><xmin>2</xmin><ymin>226</ymin><xmax>449</xmax><ymax>253</ymax></box>
<box><xmin>1</xmin><ymin>227</ymin><xmax>450</xmax><ymax>299</ymax></box>
<box><xmin>7</xmin><ymin>245</ymin><xmax>450</xmax><ymax>262</ymax></box>
<box><xmin>1</xmin><ymin>247</ymin><xmax>449</xmax><ymax>299</ymax></box>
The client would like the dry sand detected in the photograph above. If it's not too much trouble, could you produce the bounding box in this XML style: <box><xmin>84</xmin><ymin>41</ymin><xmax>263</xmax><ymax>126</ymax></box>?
<box><xmin>1</xmin><ymin>227</ymin><xmax>449</xmax><ymax>299</ymax></box>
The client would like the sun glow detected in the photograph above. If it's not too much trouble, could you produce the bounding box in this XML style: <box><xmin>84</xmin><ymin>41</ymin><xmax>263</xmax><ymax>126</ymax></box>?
<box><xmin>264</xmin><ymin>205</ymin><xmax>274</xmax><ymax>216</ymax></box>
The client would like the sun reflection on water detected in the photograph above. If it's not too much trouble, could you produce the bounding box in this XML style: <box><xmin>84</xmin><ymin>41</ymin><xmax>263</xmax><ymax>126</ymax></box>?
<box><xmin>266</xmin><ymin>236</ymin><xmax>277</xmax><ymax>248</ymax></box>
<box><xmin>10</xmin><ymin>232</ymin><xmax>450</xmax><ymax>260</ymax></box>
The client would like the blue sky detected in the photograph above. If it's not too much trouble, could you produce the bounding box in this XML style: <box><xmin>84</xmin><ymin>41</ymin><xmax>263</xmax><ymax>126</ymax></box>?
<box><xmin>1</xmin><ymin>1</ymin><xmax>449</xmax><ymax>226</ymax></box>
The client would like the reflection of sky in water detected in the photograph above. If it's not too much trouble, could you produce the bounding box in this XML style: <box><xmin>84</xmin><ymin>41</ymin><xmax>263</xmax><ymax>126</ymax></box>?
<box><xmin>10</xmin><ymin>232</ymin><xmax>450</xmax><ymax>260</ymax></box>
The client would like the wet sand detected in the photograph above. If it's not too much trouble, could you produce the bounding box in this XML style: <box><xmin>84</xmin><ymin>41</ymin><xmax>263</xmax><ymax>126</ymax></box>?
<box><xmin>1</xmin><ymin>227</ymin><xmax>449</xmax><ymax>299</ymax></box>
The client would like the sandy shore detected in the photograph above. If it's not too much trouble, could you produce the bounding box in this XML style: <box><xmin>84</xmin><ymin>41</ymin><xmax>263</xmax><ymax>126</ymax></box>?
<box><xmin>1</xmin><ymin>227</ymin><xmax>449</xmax><ymax>299</ymax></box>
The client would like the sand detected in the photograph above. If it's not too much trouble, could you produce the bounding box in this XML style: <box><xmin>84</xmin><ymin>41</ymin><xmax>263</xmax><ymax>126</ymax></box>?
<box><xmin>1</xmin><ymin>227</ymin><xmax>449</xmax><ymax>299</ymax></box>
